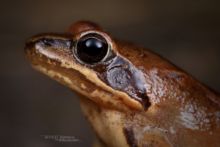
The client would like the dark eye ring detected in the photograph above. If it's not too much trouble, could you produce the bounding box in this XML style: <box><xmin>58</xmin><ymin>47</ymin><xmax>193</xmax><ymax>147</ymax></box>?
<box><xmin>74</xmin><ymin>33</ymin><xmax>109</xmax><ymax>64</ymax></box>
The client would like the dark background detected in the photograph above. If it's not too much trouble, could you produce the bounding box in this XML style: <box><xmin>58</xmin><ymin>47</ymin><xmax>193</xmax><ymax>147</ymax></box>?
<box><xmin>0</xmin><ymin>0</ymin><xmax>219</xmax><ymax>146</ymax></box>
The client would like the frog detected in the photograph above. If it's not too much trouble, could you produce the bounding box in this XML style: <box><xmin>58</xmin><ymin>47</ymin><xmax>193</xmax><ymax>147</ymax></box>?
<box><xmin>25</xmin><ymin>21</ymin><xmax>220</xmax><ymax>147</ymax></box>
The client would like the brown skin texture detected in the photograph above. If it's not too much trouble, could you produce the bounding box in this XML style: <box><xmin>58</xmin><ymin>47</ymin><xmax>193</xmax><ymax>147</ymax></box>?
<box><xmin>25</xmin><ymin>21</ymin><xmax>220</xmax><ymax>147</ymax></box>
<box><xmin>116</xmin><ymin>40</ymin><xmax>220</xmax><ymax>147</ymax></box>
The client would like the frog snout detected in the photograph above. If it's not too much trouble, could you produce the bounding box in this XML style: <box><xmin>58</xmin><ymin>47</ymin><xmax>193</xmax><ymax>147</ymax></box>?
<box><xmin>25</xmin><ymin>34</ymin><xmax>74</xmax><ymax>55</ymax></box>
<box><xmin>24</xmin><ymin>37</ymin><xmax>38</xmax><ymax>56</ymax></box>
<box><xmin>25</xmin><ymin>34</ymin><xmax>47</xmax><ymax>53</ymax></box>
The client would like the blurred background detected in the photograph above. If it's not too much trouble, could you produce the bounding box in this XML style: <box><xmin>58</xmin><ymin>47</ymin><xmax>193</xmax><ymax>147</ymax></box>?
<box><xmin>0</xmin><ymin>0</ymin><xmax>219</xmax><ymax>146</ymax></box>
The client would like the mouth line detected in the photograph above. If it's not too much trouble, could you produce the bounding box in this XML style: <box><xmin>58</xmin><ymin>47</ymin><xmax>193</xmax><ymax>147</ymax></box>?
<box><xmin>27</xmin><ymin>53</ymin><xmax>85</xmax><ymax>88</ymax></box>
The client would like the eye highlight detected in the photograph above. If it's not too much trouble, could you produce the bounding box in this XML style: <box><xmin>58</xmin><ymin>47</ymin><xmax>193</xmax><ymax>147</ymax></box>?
<box><xmin>75</xmin><ymin>33</ymin><xmax>109</xmax><ymax>64</ymax></box>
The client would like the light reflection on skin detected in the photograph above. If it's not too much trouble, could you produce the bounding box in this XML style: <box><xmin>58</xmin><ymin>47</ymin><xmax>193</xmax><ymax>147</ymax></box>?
<box><xmin>179</xmin><ymin>101</ymin><xmax>213</xmax><ymax>131</ymax></box>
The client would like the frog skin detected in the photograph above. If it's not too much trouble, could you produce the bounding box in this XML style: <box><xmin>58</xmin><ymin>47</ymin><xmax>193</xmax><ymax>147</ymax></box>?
<box><xmin>25</xmin><ymin>21</ymin><xmax>220</xmax><ymax>147</ymax></box>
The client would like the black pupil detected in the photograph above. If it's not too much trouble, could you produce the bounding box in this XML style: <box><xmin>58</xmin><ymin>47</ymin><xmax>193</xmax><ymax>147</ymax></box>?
<box><xmin>76</xmin><ymin>34</ymin><xmax>108</xmax><ymax>64</ymax></box>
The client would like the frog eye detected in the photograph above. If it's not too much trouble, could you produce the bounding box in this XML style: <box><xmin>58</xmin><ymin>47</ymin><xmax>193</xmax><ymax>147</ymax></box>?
<box><xmin>75</xmin><ymin>33</ymin><xmax>109</xmax><ymax>64</ymax></box>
